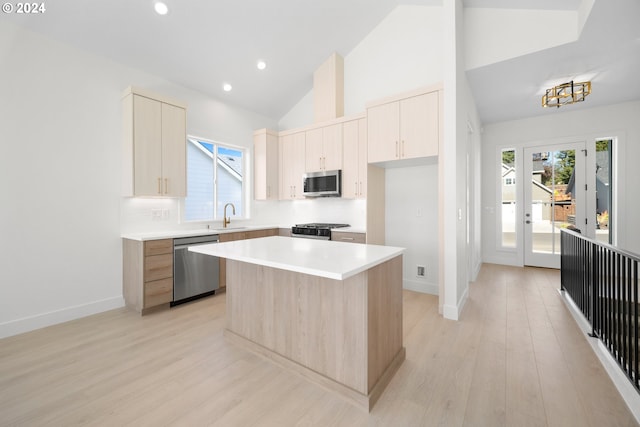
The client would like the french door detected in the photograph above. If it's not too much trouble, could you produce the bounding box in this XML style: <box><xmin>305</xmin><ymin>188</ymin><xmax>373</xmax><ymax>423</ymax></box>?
<box><xmin>523</xmin><ymin>142</ymin><xmax>587</xmax><ymax>268</ymax></box>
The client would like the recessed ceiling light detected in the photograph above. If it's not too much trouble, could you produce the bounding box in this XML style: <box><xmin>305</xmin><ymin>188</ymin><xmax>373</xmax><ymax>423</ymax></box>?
<box><xmin>154</xmin><ymin>2</ymin><xmax>168</xmax><ymax>15</ymax></box>
<box><xmin>223</xmin><ymin>83</ymin><xmax>232</xmax><ymax>92</ymax></box>
<box><xmin>257</xmin><ymin>60</ymin><xmax>267</xmax><ymax>70</ymax></box>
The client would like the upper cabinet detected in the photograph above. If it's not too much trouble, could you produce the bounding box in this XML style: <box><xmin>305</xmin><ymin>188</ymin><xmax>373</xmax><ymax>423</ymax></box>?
<box><xmin>342</xmin><ymin>118</ymin><xmax>367</xmax><ymax>199</ymax></box>
<box><xmin>122</xmin><ymin>87</ymin><xmax>187</xmax><ymax>197</ymax></box>
<box><xmin>305</xmin><ymin>123</ymin><xmax>343</xmax><ymax>173</ymax></box>
<box><xmin>279</xmin><ymin>132</ymin><xmax>306</xmax><ymax>200</ymax></box>
<box><xmin>367</xmin><ymin>87</ymin><xmax>440</xmax><ymax>164</ymax></box>
<box><xmin>253</xmin><ymin>129</ymin><xmax>279</xmax><ymax>200</ymax></box>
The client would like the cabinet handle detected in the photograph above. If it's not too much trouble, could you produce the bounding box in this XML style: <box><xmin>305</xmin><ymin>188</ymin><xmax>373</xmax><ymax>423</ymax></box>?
<box><xmin>157</xmin><ymin>178</ymin><xmax>162</xmax><ymax>194</ymax></box>
<box><xmin>319</xmin><ymin>157</ymin><xmax>322</xmax><ymax>170</ymax></box>
<box><xmin>341</xmin><ymin>237</ymin><xmax>354</xmax><ymax>241</ymax></box>
<box><xmin>402</xmin><ymin>140</ymin><xmax>405</xmax><ymax>158</ymax></box>
<box><xmin>164</xmin><ymin>178</ymin><xmax>169</xmax><ymax>194</ymax></box>
<box><xmin>267</xmin><ymin>186</ymin><xmax>270</xmax><ymax>198</ymax></box>
<box><xmin>395</xmin><ymin>141</ymin><xmax>399</xmax><ymax>158</ymax></box>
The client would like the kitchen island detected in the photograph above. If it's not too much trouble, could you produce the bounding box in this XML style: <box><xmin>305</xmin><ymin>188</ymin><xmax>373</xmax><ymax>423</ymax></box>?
<box><xmin>190</xmin><ymin>236</ymin><xmax>405</xmax><ymax>411</ymax></box>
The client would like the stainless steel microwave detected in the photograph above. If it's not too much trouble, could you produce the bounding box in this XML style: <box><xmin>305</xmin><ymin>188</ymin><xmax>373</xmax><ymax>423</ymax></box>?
<box><xmin>303</xmin><ymin>170</ymin><xmax>341</xmax><ymax>197</ymax></box>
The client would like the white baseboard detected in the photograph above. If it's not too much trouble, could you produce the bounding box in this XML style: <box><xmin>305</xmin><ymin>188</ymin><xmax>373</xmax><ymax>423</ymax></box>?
<box><xmin>558</xmin><ymin>290</ymin><xmax>640</xmax><ymax>424</ymax></box>
<box><xmin>403</xmin><ymin>279</ymin><xmax>439</xmax><ymax>295</ymax></box>
<box><xmin>443</xmin><ymin>286</ymin><xmax>469</xmax><ymax>321</ymax></box>
<box><xmin>0</xmin><ymin>296</ymin><xmax>125</xmax><ymax>340</ymax></box>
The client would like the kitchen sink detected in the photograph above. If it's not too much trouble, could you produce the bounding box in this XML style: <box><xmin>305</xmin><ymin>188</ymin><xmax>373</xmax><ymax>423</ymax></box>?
<box><xmin>210</xmin><ymin>226</ymin><xmax>247</xmax><ymax>232</ymax></box>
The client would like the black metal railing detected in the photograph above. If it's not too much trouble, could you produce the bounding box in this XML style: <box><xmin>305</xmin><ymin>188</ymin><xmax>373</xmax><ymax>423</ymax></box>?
<box><xmin>561</xmin><ymin>229</ymin><xmax>639</xmax><ymax>393</ymax></box>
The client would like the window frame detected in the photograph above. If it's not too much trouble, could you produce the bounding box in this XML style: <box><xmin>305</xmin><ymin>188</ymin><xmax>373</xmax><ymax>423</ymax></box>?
<box><xmin>181</xmin><ymin>135</ymin><xmax>249</xmax><ymax>224</ymax></box>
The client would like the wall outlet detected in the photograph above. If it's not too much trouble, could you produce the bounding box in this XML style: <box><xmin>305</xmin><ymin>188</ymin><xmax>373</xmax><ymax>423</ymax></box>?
<box><xmin>417</xmin><ymin>265</ymin><xmax>426</xmax><ymax>277</ymax></box>
<box><xmin>151</xmin><ymin>208</ymin><xmax>162</xmax><ymax>221</ymax></box>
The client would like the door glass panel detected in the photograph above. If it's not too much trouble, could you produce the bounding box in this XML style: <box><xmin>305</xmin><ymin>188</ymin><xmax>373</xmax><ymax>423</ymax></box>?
<box><xmin>501</xmin><ymin>149</ymin><xmax>516</xmax><ymax>248</ymax></box>
<box><xmin>595</xmin><ymin>139</ymin><xmax>612</xmax><ymax>244</ymax></box>
<box><xmin>530</xmin><ymin>150</ymin><xmax>576</xmax><ymax>254</ymax></box>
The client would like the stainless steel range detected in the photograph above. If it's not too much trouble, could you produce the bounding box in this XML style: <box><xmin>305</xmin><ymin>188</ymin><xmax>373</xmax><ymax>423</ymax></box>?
<box><xmin>291</xmin><ymin>223</ymin><xmax>350</xmax><ymax>240</ymax></box>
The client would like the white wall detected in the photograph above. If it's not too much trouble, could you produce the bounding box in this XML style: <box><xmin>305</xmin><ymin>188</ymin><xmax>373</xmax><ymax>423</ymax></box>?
<box><xmin>386</xmin><ymin>164</ymin><xmax>439</xmax><ymax>294</ymax></box>
<box><xmin>464</xmin><ymin>8</ymin><xmax>578</xmax><ymax>70</ymax></box>
<box><xmin>0</xmin><ymin>22</ymin><xmax>277</xmax><ymax>338</ymax></box>
<box><xmin>481</xmin><ymin>100</ymin><xmax>640</xmax><ymax>266</ymax></box>
<box><xmin>279</xmin><ymin>5</ymin><xmax>443</xmax><ymax>130</ymax></box>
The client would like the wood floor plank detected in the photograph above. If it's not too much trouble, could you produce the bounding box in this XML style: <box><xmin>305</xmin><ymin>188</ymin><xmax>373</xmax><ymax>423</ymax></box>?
<box><xmin>0</xmin><ymin>264</ymin><xmax>637</xmax><ymax>426</ymax></box>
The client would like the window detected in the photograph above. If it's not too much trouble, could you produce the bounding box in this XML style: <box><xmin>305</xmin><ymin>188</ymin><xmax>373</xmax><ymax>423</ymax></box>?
<box><xmin>501</xmin><ymin>148</ymin><xmax>516</xmax><ymax>248</ymax></box>
<box><xmin>595</xmin><ymin>138</ymin><xmax>613</xmax><ymax>244</ymax></box>
<box><xmin>184</xmin><ymin>136</ymin><xmax>246</xmax><ymax>222</ymax></box>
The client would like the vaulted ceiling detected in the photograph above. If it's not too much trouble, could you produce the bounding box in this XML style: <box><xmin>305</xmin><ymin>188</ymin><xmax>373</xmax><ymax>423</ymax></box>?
<box><xmin>2</xmin><ymin>0</ymin><xmax>638</xmax><ymax>125</ymax></box>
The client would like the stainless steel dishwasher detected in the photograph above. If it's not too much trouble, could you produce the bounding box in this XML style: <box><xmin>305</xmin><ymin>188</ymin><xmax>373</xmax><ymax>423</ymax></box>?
<box><xmin>172</xmin><ymin>234</ymin><xmax>219</xmax><ymax>305</ymax></box>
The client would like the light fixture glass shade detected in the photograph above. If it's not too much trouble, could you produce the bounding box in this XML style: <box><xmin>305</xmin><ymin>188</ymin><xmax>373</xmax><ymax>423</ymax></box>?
<box><xmin>154</xmin><ymin>2</ymin><xmax>168</xmax><ymax>15</ymax></box>
<box><xmin>542</xmin><ymin>81</ymin><xmax>591</xmax><ymax>108</ymax></box>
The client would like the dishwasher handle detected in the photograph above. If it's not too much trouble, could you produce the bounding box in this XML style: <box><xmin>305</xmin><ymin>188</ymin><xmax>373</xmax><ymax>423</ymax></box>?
<box><xmin>174</xmin><ymin>241</ymin><xmax>218</xmax><ymax>250</ymax></box>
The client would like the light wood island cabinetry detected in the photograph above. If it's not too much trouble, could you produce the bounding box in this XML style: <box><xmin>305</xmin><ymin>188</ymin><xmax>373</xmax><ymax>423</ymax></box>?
<box><xmin>191</xmin><ymin>236</ymin><xmax>405</xmax><ymax>411</ymax></box>
<box><xmin>218</xmin><ymin>228</ymin><xmax>279</xmax><ymax>288</ymax></box>
<box><xmin>123</xmin><ymin>238</ymin><xmax>173</xmax><ymax>314</ymax></box>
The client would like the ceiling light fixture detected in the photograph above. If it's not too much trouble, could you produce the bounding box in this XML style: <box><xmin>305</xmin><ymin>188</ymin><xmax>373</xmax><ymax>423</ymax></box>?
<box><xmin>542</xmin><ymin>80</ymin><xmax>591</xmax><ymax>108</ymax></box>
<box><xmin>154</xmin><ymin>2</ymin><xmax>168</xmax><ymax>15</ymax></box>
<box><xmin>223</xmin><ymin>83</ymin><xmax>232</xmax><ymax>92</ymax></box>
<box><xmin>257</xmin><ymin>60</ymin><xmax>267</xmax><ymax>70</ymax></box>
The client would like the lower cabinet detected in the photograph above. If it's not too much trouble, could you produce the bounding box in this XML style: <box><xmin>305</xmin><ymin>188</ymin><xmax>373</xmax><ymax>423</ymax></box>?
<box><xmin>123</xmin><ymin>238</ymin><xmax>174</xmax><ymax>314</ymax></box>
<box><xmin>218</xmin><ymin>228</ymin><xmax>279</xmax><ymax>288</ymax></box>
<box><xmin>331</xmin><ymin>231</ymin><xmax>366</xmax><ymax>244</ymax></box>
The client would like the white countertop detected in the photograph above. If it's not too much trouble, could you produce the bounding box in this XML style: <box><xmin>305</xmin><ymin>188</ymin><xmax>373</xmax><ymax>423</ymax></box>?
<box><xmin>189</xmin><ymin>236</ymin><xmax>404</xmax><ymax>280</ymax></box>
<box><xmin>121</xmin><ymin>225</ymin><xmax>281</xmax><ymax>241</ymax></box>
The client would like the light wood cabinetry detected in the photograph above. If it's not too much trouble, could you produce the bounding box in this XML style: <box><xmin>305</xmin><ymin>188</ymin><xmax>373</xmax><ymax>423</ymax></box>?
<box><xmin>122</xmin><ymin>87</ymin><xmax>187</xmax><ymax>197</ymax></box>
<box><xmin>367</xmin><ymin>88</ymin><xmax>439</xmax><ymax>164</ymax></box>
<box><xmin>218</xmin><ymin>228</ymin><xmax>278</xmax><ymax>288</ymax></box>
<box><xmin>331</xmin><ymin>231</ymin><xmax>366</xmax><ymax>244</ymax></box>
<box><xmin>305</xmin><ymin>123</ymin><xmax>343</xmax><ymax>172</ymax></box>
<box><xmin>342</xmin><ymin>118</ymin><xmax>367</xmax><ymax>199</ymax></box>
<box><xmin>123</xmin><ymin>238</ymin><xmax>173</xmax><ymax>314</ymax></box>
<box><xmin>253</xmin><ymin>129</ymin><xmax>279</xmax><ymax>200</ymax></box>
<box><xmin>313</xmin><ymin>52</ymin><xmax>344</xmax><ymax>123</ymax></box>
<box><xmin>279</xmin><ymin>132</ymin><xmax>306</xmax><ymax>200</ymax></box>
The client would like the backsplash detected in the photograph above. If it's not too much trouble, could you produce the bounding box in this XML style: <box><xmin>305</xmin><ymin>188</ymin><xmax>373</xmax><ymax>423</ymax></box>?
<box><xmin>120</xmin><ymin>197</ymin><xmax>367</xmax><ymax>234</ymax></box>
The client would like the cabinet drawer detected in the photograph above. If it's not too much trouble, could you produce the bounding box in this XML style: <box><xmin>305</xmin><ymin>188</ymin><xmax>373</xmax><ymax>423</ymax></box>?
<box><xmin>331</xmin><ymin>231</ymin><xmax>366</xmax><ymax>244</ymax></box>
<box><xmin>144</xmin><ymin>253</ymin><xmax>173</xmax><ymax>282</ymax></box>
<box><xmin>144</xmin><ymin>239</ymin><xmax>173</xmax><ymax>256</ymax></box>
<box><xmin>144</xmin><ymin>277</ymin><xmax>173</xmax><ymax>308</ymax></box>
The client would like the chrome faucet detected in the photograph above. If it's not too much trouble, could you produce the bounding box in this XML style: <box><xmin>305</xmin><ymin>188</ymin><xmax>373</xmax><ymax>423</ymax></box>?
<box><xmin>223</xmin><ymin>203</ymin><xmax>236</xmax><ymax>228</ymax></box>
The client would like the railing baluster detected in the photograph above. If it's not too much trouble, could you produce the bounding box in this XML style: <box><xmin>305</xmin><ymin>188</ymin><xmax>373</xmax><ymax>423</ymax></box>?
<box><xmin>560</xmin><ymin>229</ymin><xmax>640</xmax><ymax>394</ymax></box>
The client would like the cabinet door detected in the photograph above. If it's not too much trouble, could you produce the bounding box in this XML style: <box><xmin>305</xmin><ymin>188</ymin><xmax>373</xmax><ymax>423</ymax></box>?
<box><xmin>305</xmin><ymin>128</ymin><xmax>324</xmax><ymax>173</ymax></box>
<box><xmin>342</xmin><ymin>120</ymin><xmax>359</xmax><ymax>199</ymax></box>
<box><xmin>400</xmin><ymin>92</ymin><xmax>438</xmax><ymax>159</ymax></box>
<box><xmin>161</xmin><ymin>102</ymin><xmax>187</xmax><ymax>197</ymax></box>
<box><xmin>322</xmin><ymin>123</ymin><xmax>343</xmax><ymax>171</ymax></box>
<box><xmin>357</xmin><ymin>118</ymin><xmax>367</xmax><ymax>198</ymax></box>
<box><xmin>254</xmin><ymin>131</ymin><xmax>278</xmax><ymax>200</ymax></box>
<box><xmin>367</xmin><ymin>101</ymin><xmax>399</xmax><ymax>163</ymax></box>
<box><xmin>133</xmin><ymin>95</ymin><xmax>162</xmax><ymax>196</ymax></box>
<box><xmin>291</xmin><ymin>132</ymin><xmax>306</xmax><ymax>199</ymax></box>
<box><xmin>279</xmin><ymin>133</ymin><xmax>305</xmax><ymax>199</ymax></box>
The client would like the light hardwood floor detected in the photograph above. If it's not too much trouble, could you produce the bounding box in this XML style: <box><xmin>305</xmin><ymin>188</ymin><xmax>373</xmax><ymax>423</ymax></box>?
<box><xmin>0</xmin><ymin>264</ymin><xmax>637</xmax><ymax>426</ymax></box>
